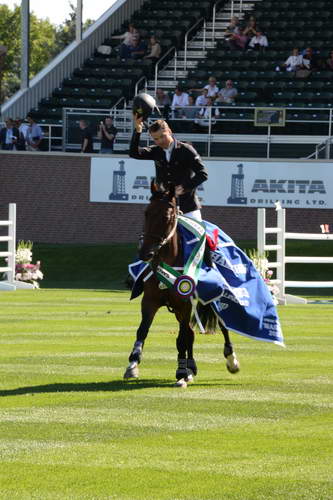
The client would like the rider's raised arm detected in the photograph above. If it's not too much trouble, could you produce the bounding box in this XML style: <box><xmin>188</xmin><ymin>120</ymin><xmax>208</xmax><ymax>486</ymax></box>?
<box><xmin>129</xmin><ymin>113</ymin><xmax>156</xmax><ymax>160</ymax></box>
<box><xmin>129</xmin><ymin>129</ymin><xmax>156</xmax><ymax>160</ymax></box>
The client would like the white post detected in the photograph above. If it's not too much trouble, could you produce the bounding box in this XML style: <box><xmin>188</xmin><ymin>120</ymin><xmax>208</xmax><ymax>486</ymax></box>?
<box><xmin>257</xmin><ymin>208</ymin><xmax>265</xmax><ymax>255</ymax></box>
<box><xmin>0</xmin><ymin>203</ymin><xmax>16</xmax><ymax>291</ymax></box>
<box><xmin>276</xmin><ymin>208</ymin><xmax>285</xmax><ymax>299</ymax></box>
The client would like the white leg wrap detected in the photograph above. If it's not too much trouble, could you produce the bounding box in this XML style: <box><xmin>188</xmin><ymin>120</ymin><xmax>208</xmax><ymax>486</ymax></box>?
<box><xmin>226</xmin><ymin>353</ymin><xmax>240</xmax><ymax>374</ymax></box>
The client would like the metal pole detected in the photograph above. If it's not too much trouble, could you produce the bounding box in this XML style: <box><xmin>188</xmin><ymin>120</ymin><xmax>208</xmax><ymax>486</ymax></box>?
<box><xmin>328</xmin><ymin>108</ymin><xmax>332</xmax><ymax>139</ymax></box>
<box><xmin>325</xmin><ymin>138</ymin><xmax>331</xmax><ymax>159</ymax></box>
<box><xmin>184</xmin><ymin>34</ymin><xmax>187</xmax><ymax>70</ymax></box>
<box><xmin>203</xmin><ymin>19</ymin><xmax>206</xmax><ymax>50</ymax></box>
<box><xmin>21</xmin><ymin>0</ymin><xmax>30</xmax><ymax>90</ymax></box>
<box><xmin>207</xmin><ymin>107</ymin><xmax>212</xmax><ymax>157</ymax></box>
<box><xmin>174</xmin><ymin>50</ymin><xmax>177</xmax><ymax>81</ymax></box>
<box><xmin>267</xmin><ymin>125</ymin><xmax>271</xmax><ymax>158</ymax></box>
<box><xmin>76</xmin><ymin>0</ymin><xmax>83</xmax><ymax>42</ymax></box>
<box><xmin>231</xmin><ymin>0</ymin><xmax>234</xmax><ymax>18</ymax></box>
<box><xmin>212</xmin><ymin>5</ymin><xmax>216</xmax><ymax>42</ymax></box>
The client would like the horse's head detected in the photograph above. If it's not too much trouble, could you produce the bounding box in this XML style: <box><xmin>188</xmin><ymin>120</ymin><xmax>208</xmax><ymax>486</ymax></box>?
<box><xmin>139</xmin><ymin>181</ymin><xmax>177</xmax><ymax>262</ymax></box>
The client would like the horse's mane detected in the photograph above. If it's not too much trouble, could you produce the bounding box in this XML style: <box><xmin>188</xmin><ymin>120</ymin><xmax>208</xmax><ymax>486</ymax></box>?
<box><xmin>149</xmin><ymin>183</ymin><xmax>176</xmax><ymax>203</ymax></box>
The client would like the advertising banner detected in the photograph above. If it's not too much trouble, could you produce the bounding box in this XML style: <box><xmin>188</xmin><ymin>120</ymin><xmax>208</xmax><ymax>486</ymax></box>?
<box><xmin>90</xmin><ymin>157</ymin><xmax>333</xmax><ymax>209</ymax></box>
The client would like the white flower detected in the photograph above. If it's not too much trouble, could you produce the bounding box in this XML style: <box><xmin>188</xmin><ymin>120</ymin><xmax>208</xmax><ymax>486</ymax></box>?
<box><xmin>16</xmin><ymin>248</ymin><xmax>32</xmax><ymax>264</ymax></box>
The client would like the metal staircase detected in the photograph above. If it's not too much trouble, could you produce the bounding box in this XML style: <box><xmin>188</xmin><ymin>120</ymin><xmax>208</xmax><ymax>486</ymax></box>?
<box><xmin>145</xmin><ymin>0</ymin><xmax>262</xmax><ymax>94</ymax></box>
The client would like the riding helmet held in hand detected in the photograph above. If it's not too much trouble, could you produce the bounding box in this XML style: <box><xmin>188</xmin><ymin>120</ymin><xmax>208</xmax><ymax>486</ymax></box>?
<box><xmin>132</xmin><ymin>92</ymin><xmax>161</xmax><ymax>120</ymax></box>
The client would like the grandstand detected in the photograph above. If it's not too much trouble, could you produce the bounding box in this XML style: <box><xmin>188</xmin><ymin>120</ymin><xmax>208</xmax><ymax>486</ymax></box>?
<box><xmin>1</xmin><ymin>0</ymin><xmax>333</xmax><ymax>158</ymax></box>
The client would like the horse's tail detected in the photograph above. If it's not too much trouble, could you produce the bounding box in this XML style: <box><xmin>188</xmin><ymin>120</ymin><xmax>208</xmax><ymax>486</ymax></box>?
<box><xmin>191</xmin><ymin>302</ymin><xmax>218</xmax><ymax>334</ymax></box>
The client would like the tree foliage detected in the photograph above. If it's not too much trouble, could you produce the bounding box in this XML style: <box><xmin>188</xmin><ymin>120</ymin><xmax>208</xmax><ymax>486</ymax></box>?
<box><xmin>0</xmin><ymin>3</ymin><xmax>94</xmax><ymax>105</ymax></box>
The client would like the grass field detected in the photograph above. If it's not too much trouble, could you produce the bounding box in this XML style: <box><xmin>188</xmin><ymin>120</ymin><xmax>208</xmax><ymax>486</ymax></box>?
<box><xmin>0</xmin><ymin>286</ymin><xmax>333</xmax><ymax>500</ymax></box>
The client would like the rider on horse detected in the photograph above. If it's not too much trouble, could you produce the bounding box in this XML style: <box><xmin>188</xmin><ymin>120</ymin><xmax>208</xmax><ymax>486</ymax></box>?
<box><xmin>129</xmin><ymin>109</ymin><xmax>208</xmax><ymax>222</ymax></box>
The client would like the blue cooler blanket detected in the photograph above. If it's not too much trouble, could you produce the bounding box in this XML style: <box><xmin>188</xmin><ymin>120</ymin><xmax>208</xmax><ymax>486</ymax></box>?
<box><xmin>129</xmin><ymin>220</ymin><xmax>284</xmax><ymax>346</ymax></box>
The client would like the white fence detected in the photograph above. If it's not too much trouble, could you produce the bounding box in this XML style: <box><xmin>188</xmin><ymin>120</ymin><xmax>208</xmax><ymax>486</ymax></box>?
<box><xmin>257</xmin><ymin>208</ymin><xmax>333</xmax><ymax>304</ymax></box>
<box><xmin>0</xmin><ymin>204</ymin><xmax>34</xmax><ymax>291</ymax></box>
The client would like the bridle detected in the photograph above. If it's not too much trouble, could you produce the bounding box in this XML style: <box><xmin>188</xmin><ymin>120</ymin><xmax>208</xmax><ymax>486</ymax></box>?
<box><xmin>143</xmin><ymin>204</ymin><xmax>179</xmax><ymax>256</ymax></box>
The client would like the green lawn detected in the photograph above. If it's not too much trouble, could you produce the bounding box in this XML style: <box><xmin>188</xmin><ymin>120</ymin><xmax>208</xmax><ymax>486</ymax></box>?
<box><xmin>0</xmin><ymin>288</ymin><xmax>332</xmax><ymax>500</ymax></box>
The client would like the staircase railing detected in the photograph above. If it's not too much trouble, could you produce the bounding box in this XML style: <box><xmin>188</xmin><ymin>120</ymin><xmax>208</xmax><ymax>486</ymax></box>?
<box><xmin>154</xmin><ymin>47</ymin><xmax>177</xmax><ymax>95</ymax></box>
<box><xmin>212</xmin><ymin>0</ymin><xmax>228</xmax><ymax>42</ymax></box>
<box><xmin>183</xmin><ymin>17</ymin><xmax>205</xmax><ymax>70</ymax></box>
<box><xmin>134</xmin><ymin>76</ymin><xmax>147</xmax><ymax>96</ymax></box>
<box><xmin>231</xmin><ymin>0</ymin><xmax>244</xmax><ymax>17</ymax></box>
<box><xmin>305</xmin><ymin>137</ymin><xmax>332</xmax><ymax>159</ymax></box>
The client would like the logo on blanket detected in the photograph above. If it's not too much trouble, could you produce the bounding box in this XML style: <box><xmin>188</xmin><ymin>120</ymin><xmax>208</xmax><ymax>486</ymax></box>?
<box><xmin>174</xmin><ymin>275</ymin><xmax>196</xmax><ymax>299</ymax></box>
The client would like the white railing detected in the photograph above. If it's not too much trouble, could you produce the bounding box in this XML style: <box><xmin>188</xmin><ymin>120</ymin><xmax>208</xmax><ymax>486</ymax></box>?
<box><xmin>212</xmin><ymin>0</ymin><xmax>228</xmax><ymax>41</ymax></box>
<box><xmin>0</xmin><ymin>204</ymin><xmax>34</xmax><ymax>291</ymax></box>
<box><xmin>0</xmin><ymin>204</ymin><xmax>16</xmax><ymax>290</ymax></box>
<box><xmin>257</xmin><ymin>208</ymin><xmax>333</xmax><ymax>304</ymax></box>
<box><xmin>154</xmin><ymin>46</ymin><xmax>176</xmax><ymax>95</ymax></box>
<box><xmin>183</xmin><ymin>17</ymin><xmax>205</xmax><ymax>71</ymax></box>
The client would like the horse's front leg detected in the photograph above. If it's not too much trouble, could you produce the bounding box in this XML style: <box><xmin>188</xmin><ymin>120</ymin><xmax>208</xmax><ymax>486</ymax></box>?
<box><xmin>221</xmin><ymin>324</ymin><xmax>240</xmax><ymax>374</ymax></box>
<box><xmin>174</xmin><ymin>303</ymin><xmax>197</xmax><ymax>386</ymax></box>
<box><xmin>124</xmin><ymin>293</ymin><xmax>159</xmax><ymax>380</ymax></box>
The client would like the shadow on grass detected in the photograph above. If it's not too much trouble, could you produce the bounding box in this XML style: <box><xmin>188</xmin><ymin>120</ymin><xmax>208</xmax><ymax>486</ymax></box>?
<box><xmin>0</xmin><ymin>379</ymin><xmax>239</xmax><ymax>397</ymax></box>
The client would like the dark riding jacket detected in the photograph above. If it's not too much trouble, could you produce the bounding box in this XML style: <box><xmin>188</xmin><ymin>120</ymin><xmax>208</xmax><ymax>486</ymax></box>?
<box><xmin>129</xmin><ymin>131</ymin><xmax>208</xmax><ymax>213</ymax></box>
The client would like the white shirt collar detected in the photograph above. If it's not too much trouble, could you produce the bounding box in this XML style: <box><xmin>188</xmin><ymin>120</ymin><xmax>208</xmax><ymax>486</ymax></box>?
<box><xmin>163</xmin><ymin>139</ymin><xmax>175</xmax><ymax>162</ymax></box>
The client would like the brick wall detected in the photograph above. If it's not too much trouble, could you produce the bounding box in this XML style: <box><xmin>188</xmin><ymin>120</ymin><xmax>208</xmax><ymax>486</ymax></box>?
<box><xmin>0</xmin><ymin>152</ymin><xmax>332</xmax><ymax>244</ymax></box>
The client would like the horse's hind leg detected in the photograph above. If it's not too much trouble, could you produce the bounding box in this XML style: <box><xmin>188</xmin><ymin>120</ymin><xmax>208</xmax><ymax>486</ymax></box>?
<box><xmin>124</xmin><ymin>294</ymin><xmax>159</xmax><ymax>380</ymax></box>
<box><xmin>221</xmin><ymin>325</ymin><xmax>240</xmax><ymax>374</ymax></box>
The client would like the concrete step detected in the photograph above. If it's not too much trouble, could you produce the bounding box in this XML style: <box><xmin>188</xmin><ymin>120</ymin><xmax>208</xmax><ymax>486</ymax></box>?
<box><xmin>206</xmin><ymin>22</ymin><xmax>229</xmax><ymax>29</ymax></box>
<box><xmin>196</xmin><ymin>31</ymin><xmax>226</xmax><ymax>38</ymax></box>
<box><xmin>148</xmin><ymin>80</ymin><xmax>178</xmax><ymax>88</ymax></box>
<box><xmin>178</xmin><ymin>50</ymin><xmax>207</xmax><ymax>58</ymax></box>
<box><xmin>159</xmin><ymin>70</ymin><xmax>189</xmax><ymax>78</ymax></box>
<box><xmin>165</xmin><ymin>60</ymin><xmax>197</xmax><ymax>68</ymax></box>
<box><xmin>187</xmin><ymin>40</ymin><xmax>216</xmax><ymax>49</ymax></box>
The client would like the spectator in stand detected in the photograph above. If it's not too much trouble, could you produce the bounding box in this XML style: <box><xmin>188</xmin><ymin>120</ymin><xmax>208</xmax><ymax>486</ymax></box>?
<box><xmin>195</xmin><ymin>88</ymin><xmax>209</xmax><ymax>107</ymax></box>
<box><xmin>183</xmin><ymin>95</ymin><xmax>198</xmax><ymax>119</ymax></box>
<box><xmin>216</xmin><ymin>80</ymin><xmax>238</xmax><ymax>104</ymax></box>
<box><xmin>282</xmin><ymin>48</ymin><xmax>304</xmax><ymax>72</ymax></box>
<box><xmin>15</xmin><ymin>118</ymin><xmax>28</xmax><ymax>150</ymax></box>
<box><xmin>224</xmin><ymin>16</ymin><xmax>241</xmax><ymax>42</ymax></box>
<box><xmin>190</xmin><ymin>77</ymin><xmax>219</xmax><ymax>100</ymax></box>
<box><xmin>143</xmin><ymin>36</ymin><xmax>161</xmax><ymax>64</ymax></box>
<box><xmin>195</xmin><ymin>97</ymin><xmax>220</xmax><ymax>128</ymax></box>
<box><xmin>129</xmin><ymin>38</ymin><xmax>146</xmax><ymax>60</ymax></box>
<box><xmin>26</xmin><ymin>114</ymin><xmax>43</xmax><ymax>151</ymax></box>
<box><xmin>248</xmin><ymin>31</ymin><xmax>269</xmax><ymax>52</ymax></box>
<box><xmin>171</xmin><ymin>86</ymin><xmax>189</xmax><ymax>118</ymax></box>
<box><xmin>243</xmin><ymin>17</ymin><xmax>258</xmax><ymax>38</ymax></box>
<box><xmin>326</xmin><ymin>50</ymin><xmax>333</xmax><ymax>70</ymax></box>
<box><xmin>227</xmin><ymin>27</ymin><xmax>249</xmax><ymax>50</ymax></box>
<box><xmin>98</xmin><ymin>116</ymin><xmax>118</xmax><ymax>154</ymax></box>
<box><xmin>0</xmin><ymin>118</ymin><xmax>19</xmax><ymax>150</ymax></box>
<box><xmin>79</xmin><ymin>120</ymin><xmax>93</xmax><ymax>153</ymax></box>
<box><xmin>155</xmin><ymin>88</ymin><xmax>171</xmax><ymax>107</ymax></box>
<box><xmin>155</xmin><ymin>88</ymin><xmax>171</xmax><ymax>119</ymax></box>
<box><xmin>302</xmin><ymin>47</ymin><xmax>318</xmax><ymax>71</ymax></box>
<box><xmin>112</xmin><ymin>24</ymin><xmax>140</xmax><ymax>60</ymax></box>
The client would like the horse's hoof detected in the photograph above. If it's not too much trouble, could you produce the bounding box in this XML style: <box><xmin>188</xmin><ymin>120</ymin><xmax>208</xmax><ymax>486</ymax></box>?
<box><xmin>175</xmin><ymin>378</ymin><xmax>188</xmax><ymax>388</ymax></box>
<box><xmin>123</xmin><ymin>362</ymin><xmax>139</xmax><ymax>379</ymax></box>
<box><xmin>187</xmin><ymin>359</ymin><xmax>198</xmax><ymax>376</ymax></box>
<box><xmin>185</xmin><ymin>371</ymin><xmax>195</xmax><ymax>383</ymax></box>
<box><xmin>226</xmin><ymin>354</ymin><xmax>240</xmax><ymax>374</ymax></box>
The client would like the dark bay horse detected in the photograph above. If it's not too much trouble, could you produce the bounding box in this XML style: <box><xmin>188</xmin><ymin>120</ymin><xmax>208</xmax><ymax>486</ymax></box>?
<box><xmin>124</xmin><ymin>183</ymin><xmax>239</xmax><ymax>386</ymax></box>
